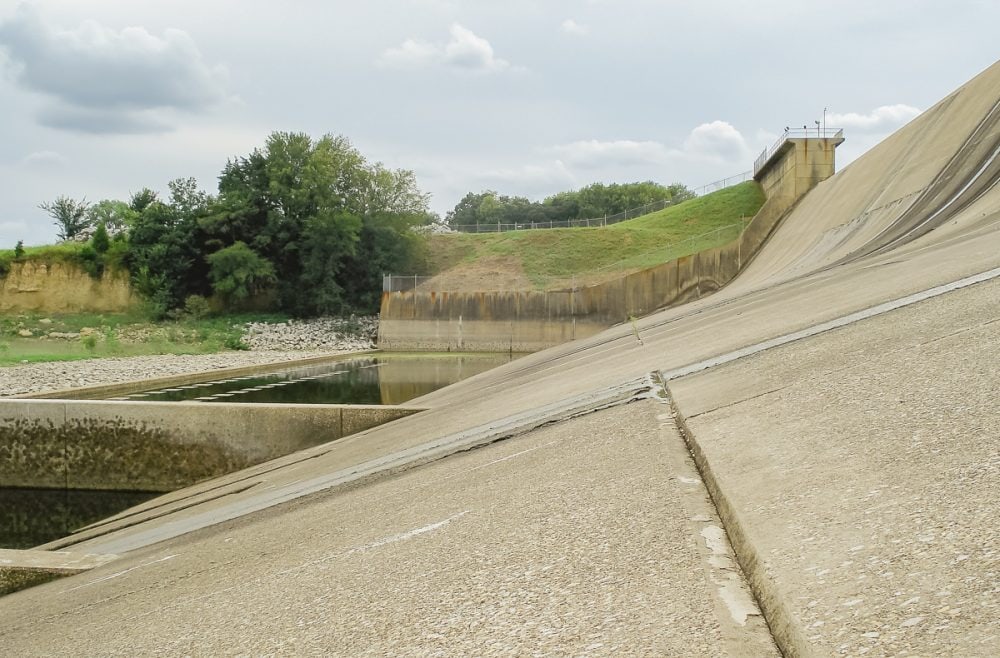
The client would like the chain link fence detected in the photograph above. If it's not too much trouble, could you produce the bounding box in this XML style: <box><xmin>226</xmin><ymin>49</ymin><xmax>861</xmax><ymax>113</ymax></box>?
<box><xmin>449</xmin><ymin>171</ymin><xmax>753</xmax><ymax>234</ymax></box>
<box><xmin>385</xmin><ymin>217</ymin><xmax>751</xmax><ymax>293</ymax></box>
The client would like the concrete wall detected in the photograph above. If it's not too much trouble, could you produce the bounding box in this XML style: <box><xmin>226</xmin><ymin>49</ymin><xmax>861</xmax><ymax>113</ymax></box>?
<box><xmin>0</xmin><ymin>261</ymin><xmax>135</xmax><ymax>313</ymax></box>
<box><xmin>755</xmin><ymin>137</ymin><xmax>842</xmax><ymax>203</ymax></box>
<box><xmin>0</xmin><ymin>400</ymin><xmax>422</xmax><ymax>492</ymax></box>
<box><xmin>380</xmin><ymin>137</ymin><xmax>844</xmax><ymax>352</ymax></box>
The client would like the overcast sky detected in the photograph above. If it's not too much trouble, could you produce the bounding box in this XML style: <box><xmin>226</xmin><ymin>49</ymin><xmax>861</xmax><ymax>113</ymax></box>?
<box><xmin>1</xmin><ymin>0</ymin><xmax>997</xmax><ymax>245</ymax></box>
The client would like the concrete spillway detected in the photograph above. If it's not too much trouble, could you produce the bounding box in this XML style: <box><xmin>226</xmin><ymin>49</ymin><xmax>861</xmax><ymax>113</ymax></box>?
<box><xmin>2</xmin><ymin>62</ymin><xmax>999</xmax><ymax>656</ymax></box>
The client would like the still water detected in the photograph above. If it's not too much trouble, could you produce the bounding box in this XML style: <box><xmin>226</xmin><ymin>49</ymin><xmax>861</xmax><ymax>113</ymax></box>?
<box><xmin>110</xmin><ymin>353</ymin><xmax>515</xmax><ymax>405</ymax></box>
<box><xmin>0</xmin><ymin>488</ymin><xmax>157</xmax><ymax>549</ymax></box>
<box><xmin>2</xmin><ymin>354</ymin><xmax>516</xmax><ymax>549</ymax></box>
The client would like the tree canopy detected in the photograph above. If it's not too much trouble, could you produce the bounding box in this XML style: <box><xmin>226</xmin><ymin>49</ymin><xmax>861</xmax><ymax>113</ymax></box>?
<box><xmin>49</xmin><ymin>131</ymin><xmax>431</xmax><ymax>317</ymax></box>
<box><xmin>445</xmin><ymin>181</ymin><xmax>694</xmax><ymax>228</ymax></box>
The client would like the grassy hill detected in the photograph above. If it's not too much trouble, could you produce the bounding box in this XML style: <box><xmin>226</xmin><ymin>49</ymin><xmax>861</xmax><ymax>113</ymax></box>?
<box><xmin>423</xmin><ymin>181</ymin><xmax>765</xmax><ymax>291</ymax></box>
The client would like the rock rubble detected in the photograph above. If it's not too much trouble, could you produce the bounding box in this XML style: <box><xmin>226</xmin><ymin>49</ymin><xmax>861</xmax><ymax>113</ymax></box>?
<box><xmin>0</xmin><ymin>316</ymin><xmax>379</xmax><ymax>397</ymax></box>
<box><xmin>0</xmin><ymin>350</ymin><xmax>347</xmax><ymax>397</ymax></box>
<box><xmin>242</xmin><ymin>315</ymin><xmax>378</xmax><ymax>352</ymax></box>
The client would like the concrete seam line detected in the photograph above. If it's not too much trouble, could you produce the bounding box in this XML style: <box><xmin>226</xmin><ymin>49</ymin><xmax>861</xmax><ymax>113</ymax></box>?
<box><xmin>659</xmin><ymin>379</ymin><xmax>820</xmax><ymax>658</ymax></box>
<box><xmin>659</xmin><ymin>266</ymin><xmax>1000</xmax><ymax>383</ymax></box>
<box><xmin>75</xmin><ymin>379</ymin><xmax>656</xmax><ymax>555</ymax></box>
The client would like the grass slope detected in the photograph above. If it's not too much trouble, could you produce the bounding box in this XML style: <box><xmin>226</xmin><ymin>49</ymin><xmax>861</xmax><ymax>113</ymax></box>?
<box><xmin>426</xmin><ymin>181</ymin><xmax>765</xmax><ymax>290</ymax></box>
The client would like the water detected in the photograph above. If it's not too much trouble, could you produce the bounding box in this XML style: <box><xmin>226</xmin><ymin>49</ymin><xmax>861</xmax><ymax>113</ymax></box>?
<box><xmin>0</xmin><ymin>488</ymin><xmax>157</xmax><ymax>549</ymax></box>
<box><xmin>110</xmin><ymin>353</ymin><xmax>515</xmax><ymax>405</ymax></box>
<box><xmin>2</xmin><ymin>354</ymin><xmax>517</xmax><ymax>550</ymax></box>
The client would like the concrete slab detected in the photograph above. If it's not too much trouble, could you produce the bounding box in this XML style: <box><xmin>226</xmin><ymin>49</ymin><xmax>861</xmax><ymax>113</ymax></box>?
<box><xmin>0</xmin><ymin>402</ymin><xmax>776</xmax><ymax>656</ymax></box>
<box><xmin>0</xmin><ymin>549</ymin><xmax>118</xmax><ymax>596</ymax></box>
<box><xmin>670</xmin><ymin>279</ymin><xmax>1000</xmax><ymax>657</ymax></box>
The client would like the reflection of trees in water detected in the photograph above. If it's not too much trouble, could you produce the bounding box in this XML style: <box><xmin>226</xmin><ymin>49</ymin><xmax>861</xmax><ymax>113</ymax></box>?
<box><xmin>127</xmin><ymin>355</ymin><xmax>515</xmax><ymax>405</ymax></box>
<box><xmin>378</xmin><ymin>356</ymin><xmax>511</xmax><ymax>405</ymax></box>
<box><xmin>0</xmin><ymin>488</ymin><xmax>156</xmax><ymax>549</ymax></box>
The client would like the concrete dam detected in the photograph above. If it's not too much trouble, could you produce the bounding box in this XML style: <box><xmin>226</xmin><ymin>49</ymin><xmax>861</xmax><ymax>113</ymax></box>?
<box><xmin>1</xmin><ymin>60</ymin><xmax>999</xmax><ymax>656</ymax></box>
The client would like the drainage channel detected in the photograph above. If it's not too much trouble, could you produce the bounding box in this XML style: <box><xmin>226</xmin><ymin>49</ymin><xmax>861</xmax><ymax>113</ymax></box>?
<box><xmin>108</xmin><ymin>353</ymin><xmax>515</xmax><ymax>405</ymax></box>
<box><xmin>0</xmin><ymin>354</ymin><xmax>518</xmax><ymax>551</ymax></box>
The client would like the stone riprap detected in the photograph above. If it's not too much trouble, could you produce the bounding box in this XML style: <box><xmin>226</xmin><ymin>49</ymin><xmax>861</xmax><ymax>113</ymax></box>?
<box><xmin>0</xmin><ymin>316</ymin><xmax>377</xmax><ymax>398</ymax></box>
<box><xmin>242</xmin><ymin>316</ymin><xmax>377</xmax><ymax>351</ymax></box>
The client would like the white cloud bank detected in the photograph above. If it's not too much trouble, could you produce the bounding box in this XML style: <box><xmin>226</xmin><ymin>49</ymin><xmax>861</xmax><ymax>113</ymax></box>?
<box><xmin>547</xmin><ymin>139</ymin><xmax>669</xmax><ymax>169</ymax></box>
<box><xmin>0</xmin><ymin>4</ymin><xmax>228</xmax><ymax>134</ymax></box>
<box><xmin>683</xmin><ymin>120</ymin><xmax>751</xmax><ymax>160</ymax></box>
<box><xmin>547</xmin><ymin>121</ymin><xmax>751</xmax><ymax>171</ymax></box>
<box><xmin>560</xmin><ymin>19</ymin><xmax>590</xmax><ymax>36</ymax></box>
<box><xmin>379</xmin><ymin>24</ymin><xmax>512</xmax><ymax>73</ymax></box>
<box><xmin>827</xmin><ymin>104</ymin><xmax>921</xmax><ymax>131</ymax></box>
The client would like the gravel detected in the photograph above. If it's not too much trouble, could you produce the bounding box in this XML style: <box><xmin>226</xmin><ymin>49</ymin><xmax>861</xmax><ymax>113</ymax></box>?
<box><xmin>0</xmin><ymin>316</ymin><xmax>380</xmax><ymax>397</ymax></box>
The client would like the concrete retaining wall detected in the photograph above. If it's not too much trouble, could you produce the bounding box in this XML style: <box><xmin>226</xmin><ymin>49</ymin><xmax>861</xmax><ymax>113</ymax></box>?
<box><xmin>0</xmin><ymin>261</ymin><xmax>135</xmax><ymax>313</ymax></box>
<box><xmin>380</xmin><ymin>136</ymin><xmax>844</xmax><ymax>352</ymax></box>
<box><xmin>0</xmin><ymin>400</ymin><xmax>422</xmax><ymax>492</ymax></box>
<box><xmin>379</xmin><ymin>194</ymin><xmax>789</xmax><ymax>352</ymax></box>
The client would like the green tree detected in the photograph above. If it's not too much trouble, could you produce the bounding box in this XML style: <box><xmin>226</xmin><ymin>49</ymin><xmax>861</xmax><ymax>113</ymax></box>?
<box><xmin>129</xmin><ymin>188</ymin><xmax>159</xmax><ymax>214</ymax></box>
<box><xmin>87</xmin><ymin>200</ymin><xmax>137</xmax><ymax>236</ymax></box>
<box><xmin>125</xmin><ymin>180</ymin><xmax>212</xmax><ymax>316</ymax></box>
<box><xmin>213</xmin><ymin>131</ymin><xmax>428</xmax><ymax>315</ymax></box>
<box><xmin>13</xmin><ymin>240</ymin><xmax>24</xmax><ymax>259</ymax></box>
<box><xmin>39</xmin><ymin>196</ymin><xmax>91</xmax><ymax>241</ymax></box>
<box><xmin>91</xmin><ymin>220</ymin><xmax>110</xmax><ymax>254</ymax></box>
<box><xmin>293</xmin><ymin>212</ymin><xmax>362</xmax><ymax>315</ymax></box>
<box><xmin>207</xmin><ymin>241</ymin><xmax>276</xmax><ymax>305</ymax></box>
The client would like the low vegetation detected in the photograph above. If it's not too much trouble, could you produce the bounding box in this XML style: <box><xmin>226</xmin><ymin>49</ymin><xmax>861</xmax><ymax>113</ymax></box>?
<box><xmin>0</xmin><ymin>310</ymin><xmax>288</xmax><ymax>366</ymax></box>
<box><xmin>426</xmin><ymin>181</ymin><xmax>765</xmax><ymax>289</ymax></box>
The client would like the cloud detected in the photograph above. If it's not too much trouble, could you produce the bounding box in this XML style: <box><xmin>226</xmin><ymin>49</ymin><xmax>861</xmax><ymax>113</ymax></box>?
<box><xmin>21</xmin><ymin>150</ymin><xmax>69</xmax><ymax>167</ymax></box>
<box><xmin>547</xmin><ymin>122</ymin><xmax>750</xmax><ymax>171</ymax></box>
<box><xmin>379</xmin><ymin>24</ymin><xmax>512</xmax><ymax>73</ymax></box>
<box><xmin>0</xmin><ymin>4</ymin><xmax>228</xmax><ymax>134</ymax></box>
<box><xmin>560</xmin><ymin>19</ymin><xmax>590</xmax><ymax>36</ymax></box>
<box><xmin>827</xmin><ymin>104</ymin><xmax>921</xmax><ymax>131</ymax></box>
<box><xmin>479</xmin><ymin>160</ymin><xmax>576</xmax><ymax>187</ymax></box>
<box><xmin>0</xmin><ymin>220</ymin><xmax>28</xmax><ymax>232</ymax></box>
<box><xmin>546</xmin><ymin>140</ymin><xmax>669</xmax><ymax>169</ymax></box>
<box><xmin>682</xmin><ymin>120</ymin><xmax>750</xmax><ymax>160</ymax></box>
<box><xmin>37</xmin><ymin>106</ymin><xmax>173</xmax><ymax>134</ymax></box>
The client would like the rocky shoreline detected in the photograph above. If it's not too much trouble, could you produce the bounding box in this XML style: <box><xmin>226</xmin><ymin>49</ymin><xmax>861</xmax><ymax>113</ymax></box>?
<box><xmin>0</xmin><ymin>316</ymin><xmax>379</xmax><ymax>397</ymax></box>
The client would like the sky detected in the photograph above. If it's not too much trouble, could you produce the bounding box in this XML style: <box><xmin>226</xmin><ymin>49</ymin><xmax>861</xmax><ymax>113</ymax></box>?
<box><xmin>0</xmin><ymin>0</ymin><xmax>997</xmax><ymax>246</ymax></box>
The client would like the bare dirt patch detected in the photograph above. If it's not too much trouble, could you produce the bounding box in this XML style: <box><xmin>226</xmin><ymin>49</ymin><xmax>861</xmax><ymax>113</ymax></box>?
<box><xmin>419</xmin><ymin>256</ymin><xmax>534</xmax><ymax>292</ymax></box>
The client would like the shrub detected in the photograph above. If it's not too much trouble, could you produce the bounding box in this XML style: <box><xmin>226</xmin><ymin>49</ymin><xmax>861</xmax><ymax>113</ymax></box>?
<box><xmin>91</xmin><ymin>221</ymin><xmax>110</xmax><ymax>254</ymax></box>
<box><xmin>183</xmin><ymin>294</ymin><xmax>212</xmax><ymax>319</ymax></box>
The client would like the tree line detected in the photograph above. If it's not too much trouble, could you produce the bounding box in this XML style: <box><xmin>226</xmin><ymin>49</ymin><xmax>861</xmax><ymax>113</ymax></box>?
<box><xmin>445</xmin><ymin>181</ymin><xmax>694</xmax><ymax>228</ymax></box>
<box><xmin>37</xmin><ymin>133</ymin><xmax>696</xmax><ymax>317</ymax></box>
<box><xmin>39</xmin><ymin>132</ymin><xmax>433</xmax><ymax>317</ymax></box>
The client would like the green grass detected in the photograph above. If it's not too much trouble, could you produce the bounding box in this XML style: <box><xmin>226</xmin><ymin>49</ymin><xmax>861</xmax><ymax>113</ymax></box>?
<box><xmin>0</xmin><ymin>240</ymin><xmax>130</xmax><ymax>278</ymax></box>
<box><xmin>0</xmin><ymin>311</ymin><xmax>291</xmax><ymax>366</ymax></box>
<box><xmin>427</xmin><ymin>181</ymin><xmax>765</xmax><ymax>289</ymax></box>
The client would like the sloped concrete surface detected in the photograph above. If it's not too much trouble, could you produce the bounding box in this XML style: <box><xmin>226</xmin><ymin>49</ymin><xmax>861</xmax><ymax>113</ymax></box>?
<box><xmin>0</xmin><ymin>60</ymin><xmax>998</xmax><ymax>656</ymax></box>
<box><xmin>670</xmin><ymin>279</ymin><xmax>1000</xmax><ymax>657</ymax></box>
<box><xmin>0</xmin><ymin>402</ymin><xmax>776</xmax><ymax>656</ymax></box>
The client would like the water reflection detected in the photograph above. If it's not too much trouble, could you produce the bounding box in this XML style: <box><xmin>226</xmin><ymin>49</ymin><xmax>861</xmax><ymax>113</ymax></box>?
<box><xmin>116</xmin><ymin>354</ymin><xmax>515</xmax><ymax>405</ymax></box>
<box><xmin>0</xmin><ymin>488</ymin><xmax>157</xmax><ymax>549</ymax></box>
<box><xmin>0</xmin><ymin>354</ymin><xmax>517</xmax><ymax>550</ymax></box>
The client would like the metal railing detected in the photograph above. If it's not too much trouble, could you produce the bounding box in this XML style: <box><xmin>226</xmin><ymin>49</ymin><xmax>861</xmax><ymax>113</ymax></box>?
<box><xmin>753</xmin><ymin>128</ymin><xmax>844</xmax><ymax>176</ymax></box>
<box><xmin>385</xmin><ymin>217</ymin><xmax>751</xmax><ymax>293</ymax></box>
<box><xmin>383</xmin><ymin>274</ymin><xmax>434</xmax><ymax>292</ymax></box>
<box><xmin>449</xmin><ymin>171</ymin><xmax>753</xmax><ymax>234</ymax></box>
